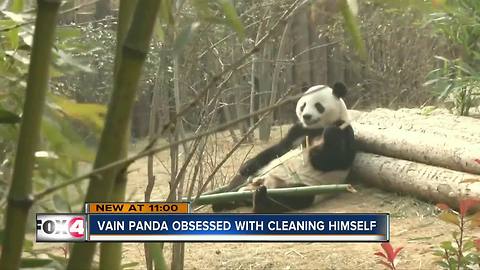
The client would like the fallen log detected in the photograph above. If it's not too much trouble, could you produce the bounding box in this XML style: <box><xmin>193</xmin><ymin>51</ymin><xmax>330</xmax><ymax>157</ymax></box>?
<box><xmin>352</xmin><ymin>123</ymin><xmax>480</xmax><ymax>175</ymax></box>
<box><xmin>350</xmin><ymin>152</ymin><xmax>480</xmax><ymax>208</ymax></box>
<box><xmin>349</xmin><ymin>109</ymin><xmax>480</xmax><ymax>143</ymax></box>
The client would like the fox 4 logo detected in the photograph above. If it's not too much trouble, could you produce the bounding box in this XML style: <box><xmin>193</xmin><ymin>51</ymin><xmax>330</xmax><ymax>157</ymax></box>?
<box><xmin>36</xmin><ymin>214</ymin><xmax>85</xmax><ymax>242</ymax></box>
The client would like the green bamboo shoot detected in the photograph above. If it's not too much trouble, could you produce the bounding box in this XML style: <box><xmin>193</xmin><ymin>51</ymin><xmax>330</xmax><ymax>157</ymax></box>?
<box><xmin>98</xmin><ymin>0</ymin><xmax>137</xmax><ymax>269</ymax></box>
<box><xmin>0</xmin><ymin>0</ymin><xmax>61</xmax><ymax>269</ymax></box>
<box><xmin>67</xmin><ymin>1</ymin><xmax>161</xmax><ymax>269</ymax></box>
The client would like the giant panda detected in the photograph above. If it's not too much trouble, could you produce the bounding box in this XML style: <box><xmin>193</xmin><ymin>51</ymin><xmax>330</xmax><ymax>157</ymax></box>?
<box><xmin>213</xmin><ymin>82</ymin><xmax>356</xmax><ymax>213</ymax></box>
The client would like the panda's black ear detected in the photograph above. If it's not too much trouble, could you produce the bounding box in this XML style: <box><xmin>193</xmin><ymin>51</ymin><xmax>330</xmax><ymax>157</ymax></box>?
<box><xmin>332</xmin><ymin>82</ymin><xmax>347</xmax><ymax>98</ymax></box>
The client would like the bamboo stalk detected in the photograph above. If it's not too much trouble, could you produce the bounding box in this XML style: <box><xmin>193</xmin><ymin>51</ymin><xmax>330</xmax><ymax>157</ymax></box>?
<box><xmin>339</xmin><ymin>0</ymin><xmax>366</xmax><ymax>60</ymax></box>
<box><xmin>144</xmin><ymin>44</ymin><xmax>170</xmax><ymax>270</ymax></box>
<box><xmin>0</xmin><ymin>0</ymin><xmax>61</xmax><ymax>269</ymax></box>
<box><xmin>98</xmin><ymin>0</ymin><xmax>137</xmax><ymax>269</ymax></box>
<box><xmin>66</xmin><ymin>1</ymin><xmax>160</xmax><ymax>269</ymax></box>
<box><xmin>191</xmin><ymin>184</ymin><xmax>353</xmax><ymax>206</ymax></box>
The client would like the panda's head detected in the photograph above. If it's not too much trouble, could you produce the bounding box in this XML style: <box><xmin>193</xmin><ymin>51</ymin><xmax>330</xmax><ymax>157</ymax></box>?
<box><xmin>295</xmin><ymin>82</ymin><xmax>349</xmax><ymax>129</ymax></box>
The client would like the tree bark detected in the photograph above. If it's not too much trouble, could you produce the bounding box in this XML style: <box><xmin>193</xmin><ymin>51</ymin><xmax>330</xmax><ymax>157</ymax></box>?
<box><xmin>349</xmin><ymin>109</ymin><xmax>480</xmax><ymax>143</ymax></box>
<box><xmin>351</xmin><ymin>152</ymin><xmax>480</xmax><ymax>209</ymax></box>
<box><xmin>258</xmin><ymin>42</ymin><xmax>273</xmax><ymax>141</ymax></box>
<box><xmin>291</xmin><ymin>6</ymin><xmax>312</xmax><ymax>89</ymax></box>
<box><xmin>309</xmin><ymin>3</ymin><xmax>328</xmax><ymax>85</ymax></box>
<box><xmin>352</xmin><ymin>123</ymin><xmax>480</xmax><ymax>175</ymax></box>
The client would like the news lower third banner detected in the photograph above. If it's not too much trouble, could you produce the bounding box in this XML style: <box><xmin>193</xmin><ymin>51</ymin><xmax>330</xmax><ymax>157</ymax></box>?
<box><xmin>36</xmin><ymin>203</ymin><xmax>389</xmax><ymax>242</ymax></box>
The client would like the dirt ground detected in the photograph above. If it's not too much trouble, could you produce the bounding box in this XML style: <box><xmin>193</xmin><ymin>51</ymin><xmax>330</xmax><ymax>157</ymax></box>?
<box><xmin>120</xmin><ymin>125</ymin><xmax>466</xmax><ymax>270</ymax></box>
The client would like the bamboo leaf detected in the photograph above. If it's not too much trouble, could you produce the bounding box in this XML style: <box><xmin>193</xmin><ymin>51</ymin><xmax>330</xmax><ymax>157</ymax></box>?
<box><xmin>20</xmin><ymin>258</ymin><xmax>54</xmax><ymax>268</ymax></box>
<box><xmin>339</xmin><ymin>0</ymin><xmax>367</xmax><ymax>60</ymax></box>
<box><xmin>50</xmin><ymin>95</ymin><xmax>106</xmax><ymax>131</ymax></box>
<box><xmin>439</xmin><ymin>83</ymin><xmax>454</xmax><ymax>99</ymax></box>
<box><xmin>469</xmin><ymin>212</ymin><xmax>480</xmax><ymax>228</ymax></box>
<box><xmin>434</xmin><ymin>55</ymin><xmax>452</xmax><ymax>63</ymax></box>
<box><xmin>0</xmin><ymin>109</ymin><xmax>21</xmax><ymax>124</ymax></box>
<box><xmin>55</xmin><ymin>50</ymin><xmax>93</xmax><ymax>73</ymax></box>
<box><xmin>2</xmin><ymin>11</ymin><xmax>28</xmax><ymax>23</ymax></box>
<box><xmin>121</xmin><ymin>262</ymin><xmax>140</xmax><ymax>269</ymax></box>
<box><xmin>153</xmin><ymin>18</ymin><xmax>165</xmax><ymax>42</ymax></box>
<box><xmin>41</xmin><ymin>116</ymin><xmax>95</xmax><ymax>162</ymax></box>
<box><xmin>173</xmin><ymin>22</ymin><xmax>200</xmax><ymax>55</ymax></box>
<box><xmin>218</xmin><ymin>0</ymin><xmax>245</xmax><ymax>38</ymax></box>
<box><xmin>440</xmin><ymin>241</ymin><xmax>454</xmax><ymax>250</ymax></box>
<box><xmin>56</xmin><ymin>27</ymin><xmax>82</xmax><ymax>40</ymax></box>
<box><xmin>192</xmin><ymin>0</ymin><xmax>212</xmax><ymax>18</ymax></box>
<box><xmin>463</xmin><ymin>240</ymin><xmax>475</xmax><ymax>251</ymax></box>
<box><xmin>5</xmin><ymin>0</ymin><xmax>25</xmax><ymax>49</ymax></box>
<box><xmin>53</xmin><ymin>194</ymin><xmax>71</xmax><ymax>212</ymax></box>
<box><xmin>22</xmin><ymin>239</ymin><xmax>33</xmax><ymax>252</ymax></box>
<box><xmin>438</xmin><ymin>211</ymin><xmax>460</xmax><ymax>225</ymax></box>
<box><xmin>423</xmin><ymin>78</ymin><xmax>439</xmax><ymax>86</ymax></box>
<box><xmin>159</xmin><ymin>0</ymin><xmax>174</xmax><ymax>25</ymax></box>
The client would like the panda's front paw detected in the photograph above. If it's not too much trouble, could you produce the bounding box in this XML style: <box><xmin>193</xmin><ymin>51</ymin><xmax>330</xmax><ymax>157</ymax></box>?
<box><xmin>323</xmin><ymin>126</ymin><xmax>343</xmax><ymax>141</ymax></box>
<box><xmin>239</xmin><ymin>159</ymin><xmax>260</xmax><ymax>177</ymax></box>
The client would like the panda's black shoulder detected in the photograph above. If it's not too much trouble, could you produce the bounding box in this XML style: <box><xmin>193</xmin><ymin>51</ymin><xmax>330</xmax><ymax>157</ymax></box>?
<box><xmin>308</xmin><ymin>124</ymin><xmax>356</xmax><ymax>172</ymax></box>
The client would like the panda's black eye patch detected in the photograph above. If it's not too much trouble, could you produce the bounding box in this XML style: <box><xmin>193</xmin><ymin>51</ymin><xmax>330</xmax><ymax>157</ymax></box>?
<box><xmin>315</xmin><ymin>102</ymin><xmax>325</xmax><ymax>113</ymax></box>
<box><xmin>300</xmin><ymin>103</ymin><xmax>306</xmax><ymax>112</ymax></box>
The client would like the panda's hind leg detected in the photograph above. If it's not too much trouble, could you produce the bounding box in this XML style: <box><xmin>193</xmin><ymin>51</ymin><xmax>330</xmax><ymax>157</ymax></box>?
<box><xmin>252</xmin><ymin>184</ymin><xmax>315</xmax><ymax>213</ymax></box>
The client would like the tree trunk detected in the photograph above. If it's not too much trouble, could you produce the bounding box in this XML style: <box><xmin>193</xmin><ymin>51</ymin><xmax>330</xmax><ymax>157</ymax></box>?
<box><xmin>258</xmin><ymin>42</ymin><xmax>273</xmax><ymax>141</ymax></box>
<box><xmin>309</xmin><ymin>4</ymin><xmax>328</xmax><ymax>85</ymax></box>
<box><xmin>231</xmin><ymin>45</ymin><xmax>252</xmax><ymax>142</ymax></box>
<box><xmin>327</xmin><ymin>40</ymin><xmax>345</xmax><ymax>86</ymax></box>
<box><xmin>349</xmin><ymin>109</ymin><xmax>480</xmax><ymax>143</ymax></box>
<box><xmin>95</xmin><ymin>0</ymin><xmax>111</xmax><ymax>20</ymax></box>
<box><xmin>352</xmin><ymin>123</ymin><xmax>480</xmax><ymax>175</ymax></box>
<box><xmin>0</xmin><ymin>1</ymin><xmax>61</xmax><ymax>268</ymax></box>
<box><xmin>291</xmin><ymin>6</ymin><xmax>312</xmax><ymax>89</ymax></box>
<box><xmin>351</xmin><ymin>152</ymin><xmax>480</xmax><ymax>209</ymax></box>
